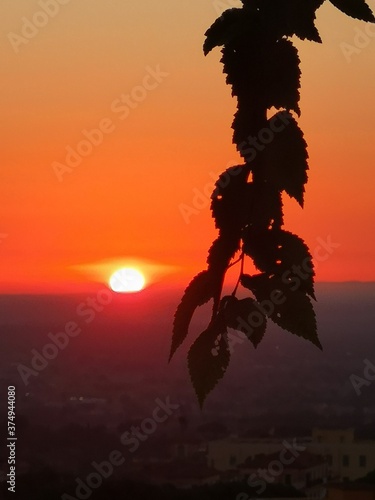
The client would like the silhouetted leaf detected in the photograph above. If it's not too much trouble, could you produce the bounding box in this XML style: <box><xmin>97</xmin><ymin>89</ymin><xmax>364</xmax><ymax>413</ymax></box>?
<box><xmin>232</xmin><ymin>104</ymin><xmax>269</xmax><ymax>148</ymax></box>
<box><xmin>209</xmin><ymin>165</ymin><xmax>249</xmax><ymax>279</ymax></box>
<box><xmin>172</xmin><ymin>0</ymin><xmax>355</xmax><ymax>404</ymax></box>
<box><xmin>262</xmin><ymin>0</ymin><xmax>323</xmax><ymax>42</ymax></box>
<box><xmin>223</xmin><ymin>38</ymin><xmax>302</xmax><ymax>130</ymax></box>
<box><xmin>329</xmin><ymin>0</ymin><xmax>375</xmax><ymax>21</ymax></box>
<box><xmin>211</xmin><ymin>164</ymin><xmax>249</xmax><ymax>232</ymax></box>
<box><xmin>245</xmin><ymin>183</ymin><xmax>284</xmax><ymax>230</ymax></box>
<box><xmin>204</xmin><ymin>8</ymin><xmax>246</xmax><ymax>55</ymax></box>
<box><xmin>221</xmin><ymin>295</ymin><xmax>267</xmax><ymax>348</ymax></box>
<box><xmin>207</xmin><ymin>234</ymin><xmax>241</xmax><ymax>273</ymax></box>
<box><xmin>206</xmin><ymin>233</ymin><xmax>241</xmax><ymax>314</ymax></box>
<box><xmin>243</xmin><ymin>229</ymin><xmax>315</xmax><ymax>298</ymax></box>
<box><xmin>188</xmin><ymin>318</ymin><xmax>230</xmax><ymax>407</ymax></box>
<box><xmin>170</xmin><ymin>271</ymin><xmax>218</xmax><ymax>361</ymax></box>
<box><xmin>212</xmin><ymin>1</ymin><xmax>322</xmax><ymax>48</ymax></box>
<box><xmin>262</xmin><ymin>112</ymin><xmax>309</xmax><ymax>206</ymax></box>
<box><xmin>241</xmin><ymin>274</ymin><xmax>321</xmax><ymax>348</ymax></box>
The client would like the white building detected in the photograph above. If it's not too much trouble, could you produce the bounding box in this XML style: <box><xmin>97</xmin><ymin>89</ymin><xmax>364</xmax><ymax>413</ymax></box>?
<box><xmin>207</xmin><ymin>428</ymin><xmax>375</xmax><ymax>482</ymax></box>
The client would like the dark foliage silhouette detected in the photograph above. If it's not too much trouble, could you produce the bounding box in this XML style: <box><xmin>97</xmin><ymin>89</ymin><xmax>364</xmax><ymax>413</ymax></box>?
<box><xmin>170</xmin><ymin>0</ymin><xmax>375</xmax><ymax>406</ymax></box>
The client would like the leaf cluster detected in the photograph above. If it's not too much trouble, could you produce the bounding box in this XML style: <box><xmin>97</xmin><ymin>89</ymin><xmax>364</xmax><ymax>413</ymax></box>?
<box><xmin>171</xmin><ymin>0</ymin><xmax>374</xmax><ymax>406</ymax></box>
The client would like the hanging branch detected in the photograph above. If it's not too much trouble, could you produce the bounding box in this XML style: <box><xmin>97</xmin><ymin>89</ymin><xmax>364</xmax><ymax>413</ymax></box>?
<box><xmin>170</xmin><ymin>0</ymin><xmax>375</xmax><ymax>407</ymax></box>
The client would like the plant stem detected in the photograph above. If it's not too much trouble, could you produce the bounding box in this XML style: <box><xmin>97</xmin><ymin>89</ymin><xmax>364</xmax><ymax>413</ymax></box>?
<box><xmin>232</xmin><ymin>252</ymin><xmax>245</xmax><ymax>296</ymax></box>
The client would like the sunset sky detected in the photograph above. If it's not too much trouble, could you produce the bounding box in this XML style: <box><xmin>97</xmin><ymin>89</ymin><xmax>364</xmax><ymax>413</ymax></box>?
<box><xmin>1</xmin><ymin>0</ymin><xmax>375</xmax><ymax>292</ymax></box>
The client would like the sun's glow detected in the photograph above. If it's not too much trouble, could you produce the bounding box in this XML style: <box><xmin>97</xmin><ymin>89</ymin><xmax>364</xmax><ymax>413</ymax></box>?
<box><xmin>109</xmin><ymin>267</ymin><xmax>146</xmax><ymax>293</ymax></box>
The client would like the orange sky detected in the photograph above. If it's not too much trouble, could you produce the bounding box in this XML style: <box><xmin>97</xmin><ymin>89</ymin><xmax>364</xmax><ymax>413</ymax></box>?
<box><xmin>1</xmin><ymin>0</ymin><xmax>375</xmax><ymax>292</ymax></box>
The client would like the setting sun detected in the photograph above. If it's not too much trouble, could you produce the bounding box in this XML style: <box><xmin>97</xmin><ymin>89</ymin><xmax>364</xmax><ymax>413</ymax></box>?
<box><xmin>109</xmin><ymin>267</ymin><xmax>146</xmax><ymax>293</ymax></box>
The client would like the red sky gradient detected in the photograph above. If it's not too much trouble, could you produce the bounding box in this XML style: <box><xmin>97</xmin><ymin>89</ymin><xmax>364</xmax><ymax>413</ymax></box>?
<box><xmin>1</xmin><ymin>0</ymin><xmax>375</xmax><ymax>292</ymax></box>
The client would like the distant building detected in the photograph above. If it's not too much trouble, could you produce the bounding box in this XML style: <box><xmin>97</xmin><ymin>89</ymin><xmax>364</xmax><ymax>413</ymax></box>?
<box><xmin>207</xmin><ymin>428</ymin><xmax>375</xmax><ymax>483</ymax></box>
<box><xmin>140</xmin><ymin>460</ymin><xmax>220</xmax><ymax>488</ymax></box>
<box><xmin>169</xmin><ymin>434</ymin><xmax>207</xmax><ymax>461</ymax></box>
<box><xmin>238</xmin><ymin>451</ymin><xmax>328</xmax><ymax>500</ymax></box>
<box><xmin>208</xmin><ymin>435</ymin><xmax>309</xmax><ymax>471</ymax></box>
<box><xmin>309</xmin><ymin>428</ymin><xmax>375</xmax><ymax>481</ymax></box>
<box><xmin>326</xmin><ymin>482</ymin><xmax>375</xmax><ymax>499</ymax></box>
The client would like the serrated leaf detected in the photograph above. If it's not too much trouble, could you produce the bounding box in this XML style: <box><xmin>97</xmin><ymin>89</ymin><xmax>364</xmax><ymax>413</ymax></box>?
<box><xmin>329</xmin><ymin>0</ymin><xmax>375</xmax><ymax>21</ymax></box>
<box><xmin>241</xmin><ymin>274</ymin><xmax>321</xmax><ymax>349</ymax></box>
<box><xmin>267</xmin><ymin>0</ymin><xmax>323</xmax><ymax>42</ymax></box>
<box><xmin>245</xmin><ymin>183</ymin><xmax>284</xmax><ymax>230</ymax></box>
<box><xmin>262</xmin><ymin>112</ymin><xmax>309</xmax><ymax>206</ymax></box>
<box><xmin>203</xmin><ymin>8</ymin><xmax>246</xmax><ymax>55</ymax></box>
<box><xmin>170</xmin><ymin>271</ymin><xmax>219</xmax><ymax>361</ymax></box>
<box><xmin>207</xmin><ymin>234</ymin><xmax>241</xmax><ymax>274</ymax></box>
<box><xmin>232</xmin><ymin>104</ymin><xmax>269</xmax><ymax>148</ymax></box>
<box><xmin>243</xmin><ymin>229</ymin><xmax>315</xmax><ymax>298</ymax></box>
<box><xmin>223</xmin><ymin>38</ymin><xmax>302</xmax><ymax>129</ymax></box>
<box><xmin>221</xmin><ymin>295</ymin><xmax>267</xmax><ymax>348</ymax></box>
<box><xmin>239</xmin><ymin>0</ymin><xmax>323</xmax><ymax>42</ymax></box>
<box><xmin>211</xmin><ymin>164</ymin><xmax>249</xmax><ymax>232</ymax></box>
<box><xmin>188</xmin><ymin>318</ymin><xmax>230</xmax><ymax>407</ymax></box>
<box><xmin>265</xmin><ymin>40</ymin><xmax>302</xmax><ymax>113</ymax></box>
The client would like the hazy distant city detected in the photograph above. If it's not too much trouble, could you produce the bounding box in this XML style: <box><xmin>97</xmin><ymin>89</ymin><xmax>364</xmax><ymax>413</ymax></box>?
<box><xmin>1</xmin><ymin>282</ymin><xmax>375</xmax><ymax>499</ymax></box>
